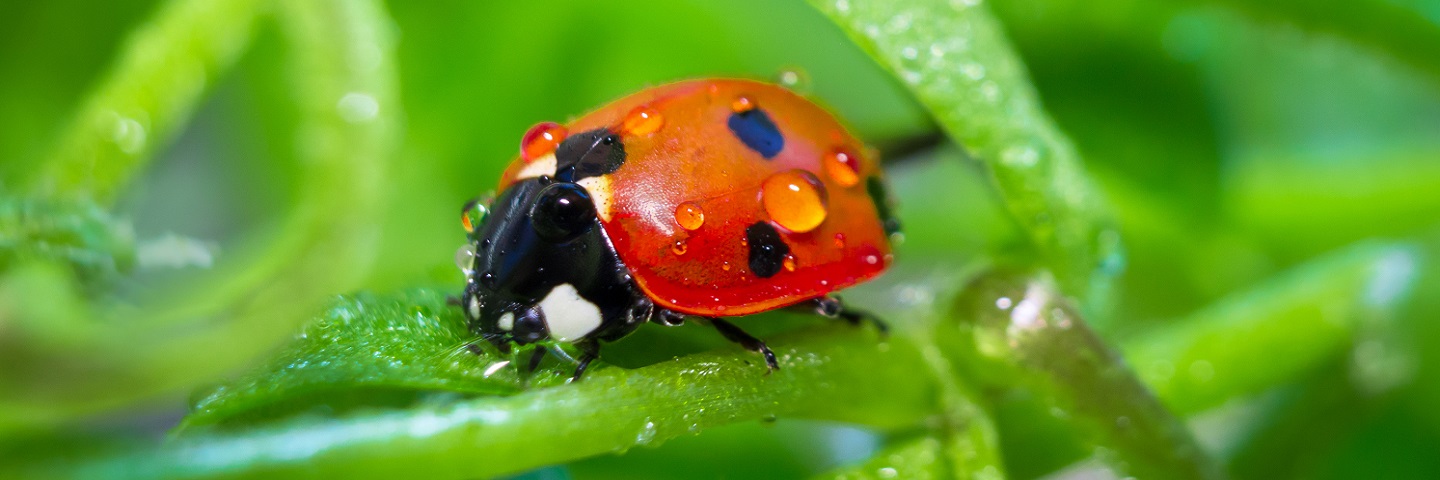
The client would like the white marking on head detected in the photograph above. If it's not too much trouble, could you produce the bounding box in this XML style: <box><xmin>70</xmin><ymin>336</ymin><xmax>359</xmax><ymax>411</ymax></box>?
<box><xmin>537</xmin><ymin>283</ymin><xmax>602</xmax><ymax>342</ymax></box>
<box><xmin>513</xmin><ymin>153</ymin><xmax>557</xmax><ymax>181</ymax></box>
<box><xmin>468</xmin><ymin>296</ymin><xmax>482</xmax><ymax>319</ymax></box>
<box><xmin>497</xmin><ymin>312</ymin><xmax>515</xmax><ymax>331</ymax></box>
<box><xmin>577</xmin><ymin>175</ymin><xmax>613</xmax><ymax>222</ymax></box>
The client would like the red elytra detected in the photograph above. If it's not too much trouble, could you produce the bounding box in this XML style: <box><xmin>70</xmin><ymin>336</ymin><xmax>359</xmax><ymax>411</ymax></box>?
<box><xmin>497</xmin><ymin>79</ymin><xmax>894</xmax><ymax>317</ymax></box>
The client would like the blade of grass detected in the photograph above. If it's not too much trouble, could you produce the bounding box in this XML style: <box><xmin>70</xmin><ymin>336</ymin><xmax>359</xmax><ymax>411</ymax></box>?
<box><xmin>807</xmin><ymin>0</ymin><xmax>1121</xmax><ymax>303</ymax></box>
<box><xmin>1122</xmin><ymin>241</ymin><xmax>1421</xmax><ymax>414</ymax></box>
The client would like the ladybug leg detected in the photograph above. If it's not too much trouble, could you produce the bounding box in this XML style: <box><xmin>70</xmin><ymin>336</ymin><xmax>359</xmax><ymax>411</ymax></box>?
<box><xmin>708</xmin><ymin>317</ymin><xmax>779</xmax><ymax>371</ymax></box>
<box><xmin>651</xmin><ymin>308</ymin><xmax>686</xmax><ymax>327</ymax></box>
<box><xmin>811</xmin><ymin>296</ymin><xmax>889</xmax><ymax>336</ymax></box>
<box><xmin>526</xmin><ymin>346</ymin><xmax>548</xmax><ymax>372</ymax></box>
<box><xmin>466</xmin><ymin>333</ymin><xmax>512</xmax><ymax>356</ymax></box>
<box><xmin>570</xmin><ymin>340</ymin><xmax>601</xmax><ymax>382</ymax></box>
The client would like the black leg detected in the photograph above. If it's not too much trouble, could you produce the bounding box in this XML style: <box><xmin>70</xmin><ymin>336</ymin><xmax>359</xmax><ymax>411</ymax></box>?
<box><xmin>527</xmin><ymin>346</ymin><xmax>547</xmax><ymax>372</ymax></box>
<box><xmin>652</xmin><ymin>308</ymin><xmax>686</xmax><ymax>326</ymax></box>
<box><xmin>810</xmin><ymin>296</ymin><xmax>889</xmax><ymax>335</ymax></box>
<box><xmin>571</xmin><ymin>340</ymin><xmax>600</xmax><ymax>382</ymax></box>
<box><xmin>709</xmin><ymin>317</ymin><xmax>779</xmax><ymax>371</ymax></box>
<box><xmin>467</xmin><ymin>334</ymin><xmax>511</xmax><ymax>356</ymax></box>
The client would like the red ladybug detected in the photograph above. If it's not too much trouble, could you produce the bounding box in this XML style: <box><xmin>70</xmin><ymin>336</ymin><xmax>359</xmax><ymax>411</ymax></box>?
<box><xmin>458</xmin><ymin>79</ymin><xmax>899</xmax><ymax>379</ymax></box>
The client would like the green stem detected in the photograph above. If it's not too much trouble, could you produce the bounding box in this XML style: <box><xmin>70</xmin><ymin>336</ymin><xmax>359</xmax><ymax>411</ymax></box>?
<box><xmin>942</xmin><ymin>268</ymin><xmax>1220</xmax><ymax>479</ymax></box>
<box><xmin>28</xmin><ymin>0</ymin><xmax>267</xmax><ymax>203</ymax></box>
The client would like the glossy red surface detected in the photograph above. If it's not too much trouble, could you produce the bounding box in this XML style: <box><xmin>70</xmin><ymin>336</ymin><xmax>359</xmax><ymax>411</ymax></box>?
<box><xmin>500</xmin><ymin>79</ymin><xmax>892</xmax><ymax>316</ymax></box>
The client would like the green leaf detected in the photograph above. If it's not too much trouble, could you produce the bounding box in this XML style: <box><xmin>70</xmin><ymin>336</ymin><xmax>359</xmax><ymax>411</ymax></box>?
<box><xmin>1122</xmin><ymin>241</ymin><xmax>1422</xmax><ymax>414</ymax></box>
<box><xmin>806</xmin><ymin>0</ymin><xmax>1121</xmax><ymax>302</ymax></box>
<box><xmin>178</xmin><ymin>289</ymin><xmax>547</xmax><ymax>430</ymax></box>
<box><xmin>0</xmin><ymin>196</ymin><xmax>135</xmax><ymax>285</ymax></box>
<box><xmin>20</xmin><ymin>317</ymin><xmax>936</xmax><ymax>479</ymax></box>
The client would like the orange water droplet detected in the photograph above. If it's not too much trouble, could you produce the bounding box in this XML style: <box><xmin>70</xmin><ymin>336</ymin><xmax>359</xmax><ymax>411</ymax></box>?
<box><xmin>761</xmin><ymin>170</ymin><xmax>829</xmax><ymax>233</ymax></box>
<box><xmin>622</xmin><ymin>105</ymin><xmax>664</xmax><ymax>136</ymax></box>
<box><xmin>721</xmin><ymin>261</ymin><xmax>731</xmax><ymax>271</ymax></box>
<box><xmin>823</xmin><ymin>147</ymin><xmax>862</xmax><ymax>187</ymax></box>
<box><xmin>731</xmin><ymin>96</ymin><xmax>755</xmax><ymax>113</ymax></box>
<box><xmin>671</xmin><ymin>239</ymin><xmax>688</xmax><ymax>255</ymax></box>
<box><xmin>520</xmin><ymin>122</ymin><xmax>567</xmax><ymax>161</ymax></box>
<box><xmin>833</xmin><ymin>233</ymin><xmax>847</xmax><ymax>248</ymax></box>
<box><xmin>782</xmin><ymin>254</ymin><xmax>797</xmax><ymax>272</ymax></box>
<box><xmin>675</xmin><ymin>202</ymin><xmax>705</xmax><ymax>230</ymax></box>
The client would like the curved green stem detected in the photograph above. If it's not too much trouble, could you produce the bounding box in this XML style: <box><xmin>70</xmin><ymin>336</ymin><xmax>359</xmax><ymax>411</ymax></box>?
<box><xmin>28</xmin><ymin>0</ymin><xmax>267</xmax><ymax>203</ymax></box>
<box><xmin>0</xmin><ymin>0</ymin><xmax>399</xmax><ymax>429</ymax></box>
<box><xmin>942</xmin><ymin>268</ymin><xmax>1221</xmax><ymax>479</ymax></box>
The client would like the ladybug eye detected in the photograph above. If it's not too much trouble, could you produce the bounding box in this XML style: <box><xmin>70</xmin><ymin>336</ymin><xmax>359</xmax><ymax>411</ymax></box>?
<box><xmin>530</xmin><ymin>183</ymin><xmax>596</xmax><ymax>241</ymax></box>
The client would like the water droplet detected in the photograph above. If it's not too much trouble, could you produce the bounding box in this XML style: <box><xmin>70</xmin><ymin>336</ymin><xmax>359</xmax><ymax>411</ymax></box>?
<box><xmin>960</xmin><ymin>62</ymin><xmax>986</xmax><ymax>80</ymax></box>
<box><xmin>995</xmin><ymin>297</ymin><xmax>1012</xmax><ymax>309</ymax></box>
<box><xmin>782</xmin><ymin>254</ymin><xmax>797</xmax><ymax>272</ymax></box>
<box><xmin>878</xmin><ymin>467</ymin><xmax>898</xmax><ymax>479</ymax></box>
<box><xmin>107</xmin><ymin>113</ymin><xmax>148</xmax><ymax>154</ymax></box>
<box><xmin>622</xmin><ymin>105</ymin><xmax>664</xmax><ymax>136</ymax></box>
<box><xmin>671</xmin><ymin>239</ymin><xmax>688</xmax><ymax>255</ymax></box>
<box><xmin>865</xmin><ymin>254</ymin><xmax>879</xmax><ymax>265</ymax></box>
<box><xmin>901</xmin><ymin>46</ymin><xmax>919</xmax><ymax>59</ymax></box>
<box><xmin>833</xmin><ymin>233</ymin><xmax>846</xmax><ymax>248</ymax></box>
<box><xmin>675</xmin><ymin>202</ymin><xmax>705</xmax><ymax>230</ymax></box>
<box><xmin>455</xmin><ymin>244</ymin><xmax>476</xmax><ymax>274</ymax></box>
<box><xmin>776</xmin><ymin>68</ymin><xmax>811</xmax><ymax>92</ymax></box>
<box><xmin>337</xmin><ymin>92</ymin><xmax>379</xmax><ymax>123</ymax></box>
<box><xmin>721</xmin><ymin>261</ymin><xmax>731</xmax><ymax>271</ymax></box>
<box><xmin>1189</xmin><ymin>360</ymin><xmax>1215</xmax><ymax>383</ymax></box>
<box><xmin>761</xmin><ymin>170</ymin><xmax>828</xmax><ymax>233</ymax></box>
<box><xmin>483</xmin><ymin>360</ymin><xmax>510</xmax><ymax>378</ymax></box>
<box><xmin>731</xmin><ymin>96</ymin><xmax>755</xmax><ymax>113</ymax></box>
<box><xmin>979</xmin><ymin>81</ymin><xmax>1001</xmax><ymax>103</ymax></box>
<box><xmin>823</xmin><ymin>147</ymin><xmax>862</xmax><ymax>186</ymax></box>
<box><xmin>462</xmin><ymin>199</ymin><xmax>489</xmax><ymax>233</ymax></box>
<box><xmin>1001</xmin><ymin>145</ymin><xmax>1039</xmax><ymax>168</ymax></box>
<box><xmin>520</xmin><ymin>121</ymin><xmax>568</xmax><ymax>161</ymax></box>
<box><xmin>636</xmin><ymin>421</ymin><xmax>657</xmax><ymax>445</ymax></box>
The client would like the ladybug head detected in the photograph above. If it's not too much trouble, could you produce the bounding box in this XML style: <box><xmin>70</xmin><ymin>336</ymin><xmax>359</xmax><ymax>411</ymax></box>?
<box><xmin>459</xmin><ymin>175</ymin><xmax>630</xmax><ymax>345</ymax></box>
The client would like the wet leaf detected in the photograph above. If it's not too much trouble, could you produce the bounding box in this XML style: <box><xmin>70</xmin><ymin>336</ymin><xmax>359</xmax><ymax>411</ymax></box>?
<box><xmin>807</xmin><ymin>0</ymin><xmax>1121</xmax><ymax>302</ymax></box>
<box><xmin>178</xmin><ymin>288</ymin><xmax>555</xmax><ymax>430</ymax></box>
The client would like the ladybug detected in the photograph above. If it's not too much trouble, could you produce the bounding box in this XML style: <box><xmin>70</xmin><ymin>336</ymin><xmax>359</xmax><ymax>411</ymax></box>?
<box><xmin>457</xmin><ymin>78</ymin><xmax>899</xmax><ymax>380</ymax></box>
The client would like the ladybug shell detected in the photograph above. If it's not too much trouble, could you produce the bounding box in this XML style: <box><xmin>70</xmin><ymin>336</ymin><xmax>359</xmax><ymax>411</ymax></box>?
<box><xmin>500</xmin><ymin>79</ymin><xmax>893</xmax><ymax>317</ymax></box>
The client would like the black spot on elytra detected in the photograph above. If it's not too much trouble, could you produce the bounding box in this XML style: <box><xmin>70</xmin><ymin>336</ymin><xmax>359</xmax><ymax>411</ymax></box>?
<box><xmin>554</xmin><ymin>128</ymin><xmax>626</xmax><ymax>181</ymax></box>
<box><xmin>728</xmin><ymin>108</ymin><xmax>784</xmax><ymax>158</ymax></box>
<box><xmin>745</xmin><ymin>222</ymin><xmax>790</xmax><ymax>278</ymax></box>
<box><xmin>866</xmin><ymin>176</ymin><xmax>901</xmax><ymax>236</ymax></box>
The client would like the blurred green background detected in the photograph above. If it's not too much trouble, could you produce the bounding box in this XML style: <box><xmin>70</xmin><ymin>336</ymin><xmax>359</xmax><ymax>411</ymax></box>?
<box><xmin>2</xmin><ymin>0</ymin><xmax>1440</xmax><ymax>478</ymax></box>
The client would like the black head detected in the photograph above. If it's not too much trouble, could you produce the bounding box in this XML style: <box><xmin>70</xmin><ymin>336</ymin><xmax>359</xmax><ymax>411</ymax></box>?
<box><xmin>459</xmin><ymin>129</ymin><xmax>643</xmax><ymax>345</ymax></box>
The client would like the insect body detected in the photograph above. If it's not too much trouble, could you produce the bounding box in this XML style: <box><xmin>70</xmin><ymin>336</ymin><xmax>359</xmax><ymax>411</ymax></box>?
<box><xmin>459</xmin><ymin>79</ymin><xmax>898</xmax><ymax>379</ymax></box>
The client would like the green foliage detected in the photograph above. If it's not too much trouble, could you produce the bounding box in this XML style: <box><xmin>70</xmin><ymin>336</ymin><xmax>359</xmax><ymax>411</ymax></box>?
<box><xmin>2</xmin><ymin>0</ymin><xmax>1438</xmax><ymax>478</ymax></box>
